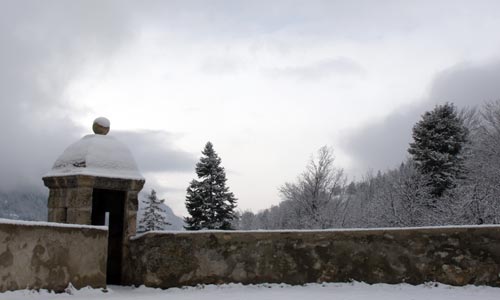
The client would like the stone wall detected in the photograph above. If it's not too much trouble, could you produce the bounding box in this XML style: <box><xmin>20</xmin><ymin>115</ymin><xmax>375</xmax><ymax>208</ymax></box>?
<box><xmin>126</xmin><ymin>226</ymin><xmax>500</xmax><ymax>288</ymax></box>
<box><xmin>0</xmin><ymin>220</ymin><xmax>107</xmax><ymax>292</ymax></box>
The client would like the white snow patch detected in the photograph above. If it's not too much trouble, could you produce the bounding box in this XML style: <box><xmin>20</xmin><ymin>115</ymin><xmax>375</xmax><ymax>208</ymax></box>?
<box><xmin>1</xmin><ymin>282</ymin><xmax>499</xmax><ymax>300</ymax></box>
<box><xmin>44</xmin><ymin>134</ymin><xmax>144</xmax><ymax>180</ymax></box>
<box><xmin>0</xmin><ymin>218</ymin><xmax>107</xmax><ymax>230</ymax></box>
<box><xmin>131</xmin><ymin>224</ymin><xmax>500</xmax><ymax>240</ymax></box>
<box><xmin>94</xmin><ymin>117</ymin><xmax>110</xmax><ymax>128</ymax></box>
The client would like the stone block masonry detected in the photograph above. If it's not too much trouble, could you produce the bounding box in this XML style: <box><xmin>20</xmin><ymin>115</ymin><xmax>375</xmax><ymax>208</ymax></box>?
<box><xmin>126</xmin><ymin>226</ymin><xmax>500</xmax><ymax>288</ymax></box>
<box><xmin>0</xmin><ymin>219</ymin><xmax>107</xmax><ymax>292</ymax></box>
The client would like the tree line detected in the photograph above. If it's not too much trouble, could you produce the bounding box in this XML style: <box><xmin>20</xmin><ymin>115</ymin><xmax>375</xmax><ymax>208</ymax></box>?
<box><xmin>235</xmin><ymin>101</ymin><xmax>500</xmax><ymax>230</ymax></box>
<box><xmin>139</xmin><ymin>100</ymin><xmax>500</xmax><ymax>232</ymax></box>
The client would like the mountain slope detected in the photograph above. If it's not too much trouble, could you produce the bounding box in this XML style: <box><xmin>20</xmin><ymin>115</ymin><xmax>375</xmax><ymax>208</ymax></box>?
<box><xmin>137</xmin><ymin>193</ymin><xmax>185</xmax><ymax>231</ymax></box>
<box><xmin>0</xmin><ymin>188</ymin><xmax>48</xmax><ymax>221</ymax></box>
<box><xmin>0</xmin><ymin>188</ymin><xmax>185</xmax><ymax>231</ymax></box>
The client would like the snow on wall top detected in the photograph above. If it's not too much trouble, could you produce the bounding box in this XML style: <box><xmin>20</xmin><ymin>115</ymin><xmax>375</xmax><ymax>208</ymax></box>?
<box><xmin>45</xmin><ymin>133</ymin><xmax>144</xmax><ymax>180</ymax></box>
<box><xmin>0</xmin><ymin>217</ymin><xmax>107</xmax><ymax>230</ymax></box>
<box><xmin>131</xmin><ymin>224</ymin><xmax>500</xmax><ymax>239</ymax></box>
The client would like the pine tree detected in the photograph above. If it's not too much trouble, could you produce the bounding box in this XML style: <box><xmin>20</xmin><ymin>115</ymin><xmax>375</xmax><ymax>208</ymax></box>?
<box><xmin>408</xmin><ymin>103</ymin><xmax>468</xmax><ymax>197</ymax></box>
<box><xmin>184</xmin><ymin>142</ymin><xmax>237</xmax><ymax>230</ymax></box>
<box><xmin>137</xmin><ymin>189</ymin><xmax>170</xmax><ymax>233</ymax></box>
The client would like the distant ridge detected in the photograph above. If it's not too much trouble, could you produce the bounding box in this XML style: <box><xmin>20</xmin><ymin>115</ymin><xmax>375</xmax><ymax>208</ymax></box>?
<box><xmin>138</xmin><ymin>192</ymin><xmax>185</xmax><ymax>231</ymax></box>
<box><xmin>0</xmin><ymin>187</ymin><xmax>185</xmax><ymax>230</ymax></box>
<box><xmin>0</xmin><ymin>188</ymin><xmax>47</xmax><ymax>221</ymax></box>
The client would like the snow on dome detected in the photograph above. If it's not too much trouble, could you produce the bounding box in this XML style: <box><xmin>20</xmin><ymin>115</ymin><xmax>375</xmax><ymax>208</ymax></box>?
<box><xmin>93</xmin><ymin>117</ymin><xmax>110</xmax><ymax>135</ymax></box>
<box><xmin>94</xmin><ymin>117</ymin><xmax>110</xmax><ymax>128</ymax></box>
<box><xmin>45</xmin><ymin>134</ymin><xmax>144</xmax><ymax>180</ymax></box>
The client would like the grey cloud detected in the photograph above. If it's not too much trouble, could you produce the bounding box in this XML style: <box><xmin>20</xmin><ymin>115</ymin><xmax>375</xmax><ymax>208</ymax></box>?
<box><xmin>340</xmin><ymin>109</ymin><xmax>417</xmax><ymax>176</ymax></box>
<box><xmin>200</xmin><ymin>57</ymin><xmax>243</xmax><ymax>75</ymax></box>
<box><xmin>268</xmin><ymin>57</ymin><xmax>365</xmax><ymax>81</ymax></box>
<box><xmin>0</xmin><ymin>1</ymin><xmax>136</xmax><ymax>190</ymax></box>
<box><xmin>0</xmin><ymin>0</ymin><xmax>254</xmax><ymax>191</ymax></box>
<box><xmin>340</xmin><ymin>60</ymin><xmax>500</xmax><ymax>177</ymax></box>
<box><xmin>113</xmin><ymin>130</ymin><xmax>196</xmax><ymax>173</ymax></box>
<box><xmin>135</xmin><ymin>1</ymin><xmax>500</xmax><ymax>42</ymax></box>
<box><xmin>141</xmin><ymin>176</ymin><xmax>187</xmax><ymax>197</ymax></box>
<box><xmin>2</xmin><ymin>0</ymin><xmax>500</xmax><ymax>190</ymax></box>
<box><xmin>429</xmin><ymin>62</ymin><xmax>500</xmax><ymax>107</ymax></box>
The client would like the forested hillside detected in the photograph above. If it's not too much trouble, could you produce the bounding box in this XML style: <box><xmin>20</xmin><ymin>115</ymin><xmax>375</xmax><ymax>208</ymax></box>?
<box><xmin>236</xmin><ymin>101</ymin><xmax>500</xmax><ymax>230</ymax></box>
<box><xmin>0</xmin><ymin>188</ymin><xmax>47</xmax><ymax>221</ymax></box>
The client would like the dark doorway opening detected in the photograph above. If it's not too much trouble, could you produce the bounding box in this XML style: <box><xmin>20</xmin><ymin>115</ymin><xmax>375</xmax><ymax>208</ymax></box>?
<box><xmin>91</xmin><ymin>189</ymin><xmax>126</xmax><ymax>285</ymax></box>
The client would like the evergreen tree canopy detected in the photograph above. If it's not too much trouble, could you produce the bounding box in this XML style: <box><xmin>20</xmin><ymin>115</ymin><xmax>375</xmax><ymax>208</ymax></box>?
<box><xmin>408</xmin><ymin>103</ymin><xmax>468</xmax><ymax>197</ymax></box>
<box><xmin>184</xmin><ymin>142</ymin><xmax>237</xmax><ymax>230</ymax></box>
<box><xmin>137</xmin><ymin>189</ymin><xmax>170</xmax><ymax>233</ymax></box>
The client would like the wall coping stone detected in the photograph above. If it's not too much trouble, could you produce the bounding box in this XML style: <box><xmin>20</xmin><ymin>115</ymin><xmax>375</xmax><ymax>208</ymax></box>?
<box><xmin>131</xmin><ymin>224</ymin><xmax>500</xmax><ymax>240</ymax></box>
<box><xmin>0</xmin><ymin>218</ymin><xmax>107</xmax><ymax>230</ymax></box>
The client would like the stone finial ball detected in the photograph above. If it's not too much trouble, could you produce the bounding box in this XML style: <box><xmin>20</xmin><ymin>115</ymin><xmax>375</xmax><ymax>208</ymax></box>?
<box><xmin>92</xmin><ymin>117</ymin><xmax>110</xmax><ymax>135</ymax></box>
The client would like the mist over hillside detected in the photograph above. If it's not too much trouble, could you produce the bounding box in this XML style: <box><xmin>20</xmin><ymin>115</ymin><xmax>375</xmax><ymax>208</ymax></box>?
<box><xmin>0</xmin><ymin>188</ymin><xmax>47</xmax><ymax>221</ymax></box>
<box><xmin>0</xmin><ymin>187</ymin><xmax>185</xmax><ymax>230</ymax></box>
<box><xmin>137</xmin><ymin>192</ymin><xmax>185</xmax><ymax>231</ymax></box>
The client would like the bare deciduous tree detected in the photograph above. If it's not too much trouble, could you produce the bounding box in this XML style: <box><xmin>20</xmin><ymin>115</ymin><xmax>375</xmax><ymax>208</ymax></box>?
<box><xmin>279</xmin><ymin>146</ymin><xmax>346</xmax><ymax>229</ymax></box>
<box><xmin>449</xmin><ymin>101</ymin><xmax>500</xmax><ymax>224</ymax></box>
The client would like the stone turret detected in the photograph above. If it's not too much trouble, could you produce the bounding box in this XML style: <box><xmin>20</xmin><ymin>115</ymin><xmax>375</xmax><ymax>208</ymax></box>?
<box><xmin>42</xmin><ymin>117</ymin><xmax>145</xmax><ymax>284</ymax></box>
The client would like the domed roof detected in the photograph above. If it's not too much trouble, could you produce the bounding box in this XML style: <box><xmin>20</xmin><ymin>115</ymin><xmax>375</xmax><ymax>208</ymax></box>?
<box><xmin>45</xmin><ymin>133</ymin><xmax>144</xmax><ymax>181</ymax></box>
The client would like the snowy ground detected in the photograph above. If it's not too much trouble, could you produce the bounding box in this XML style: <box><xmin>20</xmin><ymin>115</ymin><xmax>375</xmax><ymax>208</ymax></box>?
<box><xmin>1</xmin><ymin>282</ymin><xmax>499</xmax><ymax>300</ymax></box>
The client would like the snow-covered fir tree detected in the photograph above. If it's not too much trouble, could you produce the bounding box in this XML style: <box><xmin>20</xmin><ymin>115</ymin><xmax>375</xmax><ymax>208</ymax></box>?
<box><xmin>408</xmin><ymin>103</ymin><xmax>468</xmax><ymax>198</ymax></box>
<box><xmin>137</xmin><ymin>189</ymin><xmax>170</xmax><ymax>233</ymax></box>
<box><xmin>184</xmin><ymin>142</ymin><xmax>237</xmax><ymax>230</ymax></box>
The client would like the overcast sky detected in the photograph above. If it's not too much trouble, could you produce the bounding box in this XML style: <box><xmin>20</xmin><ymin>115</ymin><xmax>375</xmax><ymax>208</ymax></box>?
<box><xmin>2</xmin><ymin>0</ymin><xmax>500</xmax><ymax>216</ymax></box>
